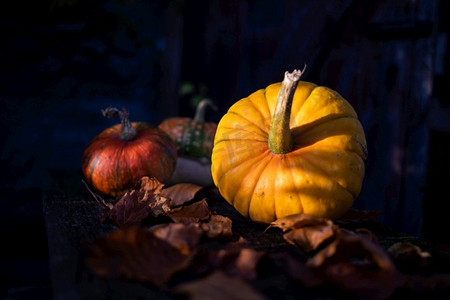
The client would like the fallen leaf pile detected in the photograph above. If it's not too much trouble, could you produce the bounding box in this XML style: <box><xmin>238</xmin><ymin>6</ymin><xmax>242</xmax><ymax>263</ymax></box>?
<box><xmin>84</xmin><ymin>177</ymin><xmax>450</xmax><ymax>299</ymax></box>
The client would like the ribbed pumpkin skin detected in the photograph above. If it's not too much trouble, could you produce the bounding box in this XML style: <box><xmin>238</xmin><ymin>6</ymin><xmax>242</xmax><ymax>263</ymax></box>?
<box><xmin>82</xmin><ymin>122</ymin><xmax>177</xmax><ymax>197</ymax></box>
<box><xmin>211</xmin><ymin>81</ymin><xmax>367</xmax><ymax>223</ymax></box>
<box><xmin>159</xmin><ymin>118</ymin><xmax>217</xmax><ymax>159</ymax></box>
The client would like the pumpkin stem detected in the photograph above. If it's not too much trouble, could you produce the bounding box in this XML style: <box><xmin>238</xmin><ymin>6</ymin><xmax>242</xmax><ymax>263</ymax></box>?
<box><xmin>194</xmin><ymin>98</ymin><xmax>218</xmax><ymax>122</ymax></box>
<box><xmin>102</xmin><ymin>107</ymin><xmax>137</xmax><ymax>141</ymax></box>
<box><xmin>268</xmin><ymin>67</ymin><xmax>305</xmax><ymax>154</ymax></box>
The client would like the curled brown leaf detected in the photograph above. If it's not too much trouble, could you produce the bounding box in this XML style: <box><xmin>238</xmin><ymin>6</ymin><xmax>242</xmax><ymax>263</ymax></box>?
<box><xmin>166</xmin><ymin>199</ymin><xmax>233</xmax><ymax>238</ymax></box>
<box><xmin>166</xmin><ymin>198</ymin><xmax>212</xmax><ymax>224</ymax></box>
<box><xmin>200</xmin><ymin>214</ymin><xmax>233</xmax><ymax>238</ymax></box>
<box><xmin>99</xmin><ymin>177</ymin><xmax>170</xmax><ymax>226</ymax></box>
<box><xmin>161</xmin><ymin>183</ymin><xmax>204</xmax><ymax>207</ymax></box>
<box><xmin>306</xmin><ymin>232</ymin><xmax>404</xmax><ymax>300</ymax></box>
<box><xmin>283</xmin><ymin>223</ymin><xmax>337</xmax><ymax>252</ymax></box>
<box><xmin>86</xmin><ymin>226</ymin><xmax>196</xmax><ymax>286</ymax></box>
<box><xmin>150</xmin><ymin>223</ymin><xmax>204</xmax><ymax>256</ymax></box>
<box><xmin>100</xmin><ymin>191</ymin><xmax>153</xmax><ymax>226</ymax></box>
<box><xmin>208</xmin><ymin>238</ymin><xmax>265</xmax><ymax>281</ymax></box>
<box><xmin>268</xmin><ymin>214</ymin><xmax>339</xmax><ymax>252</ymax></box>
<box><xmin>268</xmin><ymin>213</ymin><xmax>333</xmax><ymax>232</ymax></box>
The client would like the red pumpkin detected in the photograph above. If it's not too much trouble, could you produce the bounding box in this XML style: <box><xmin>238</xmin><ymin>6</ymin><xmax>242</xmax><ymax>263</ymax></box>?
<box><xmin>82</xmin><ymin>107</ymin><xmax>177</xmax><ymax>197</ymax></box>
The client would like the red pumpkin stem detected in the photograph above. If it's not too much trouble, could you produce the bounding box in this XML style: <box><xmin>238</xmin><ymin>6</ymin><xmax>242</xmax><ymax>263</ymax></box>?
<box><xmin>268</xmin><ymin>68</ymin><xmax>305</xmax><ymax>154</ymax></box>
<box><xmin>194</xmin><ymin>98</ymin><xmax>218</xmax><ymax>122</ymax></box>
<box><xmin>102</xmin><ymin>107</ymin><xmax>137</xmax><ymax>141</ymax></box>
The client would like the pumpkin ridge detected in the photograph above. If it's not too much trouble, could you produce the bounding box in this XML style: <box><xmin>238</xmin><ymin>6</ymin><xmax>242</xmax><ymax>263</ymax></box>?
<box><xmin>248</xmin><ymin>91</ymin><xmax>272</xmax><ymax>127</ymax></box>
<box><xmin>214</xmin><ymin>138</ymin><xmax>267</xmax><ymax>146</ymax></box>
<box><xmin>285</xmin><ymin>155</ymin><xmax>304</xmax><ymax>216</ymax></box>
<box><xmin>351</xmin><ymin>135</ymin><xmax>368</xmax><ymax>159</ymax></box>
<box><xmin>293</xmin><ymin>86</ymin><xmax>357</xmax><ymax>127</ymax></box>
<box><xmin>291</xmin><ymin>115</ymin><xmax>355</xmax><ymax>150</ymax></box>
<box><xmin>290</xmin><ymin>116</ymin><xmax>367</xmax><ymax>158</ymax></box>
<box><xmin>298</xmin><ymin>151</ymin><xmax>356</xmax><ymax>198</ymax></box>
<box><xmin>271</xmin><ymin>156</ymin><xmax>281</xmax><ymax>220</ymax></box>
<box><xmin>289</xmin><ymin>82</ymin><xmax>317</xmax><ymax>128</ymax></box>
<box><xmin>248</xmin><ymin>152</ymin><xmax>274</xmax><ymax>220</ymax></box>
<box><xmin>291</xmin><ymin>114</ymin><xmax>356</xmax><ymax>138</ymax></box>
<box><xmin>296</xmin><ymin>144</ymin><xmax>365</xmax><ymax>162</ymax></box>
<box><xmin>115</xmin><ymin>142</ymin><xmax>127</xmax><ymax>193</ymax></box>
<box><xmin>85</xmin><ymin>143</ymin><xmax>103</xmax><ymax>187</ymax></box>
<box><xmin>227</xmin><ymin>110</ymin><xmax>268</xmax><ymax>135</ymax></box>
<box><xmin>216</xmin><ymin>149</ymin><xmax>271</xmax><ymax>200</ymax></box>
<box><xmin>217</xmin><ymin>126</ymin><xmax>268</xmax><ymax>140</ymax></box>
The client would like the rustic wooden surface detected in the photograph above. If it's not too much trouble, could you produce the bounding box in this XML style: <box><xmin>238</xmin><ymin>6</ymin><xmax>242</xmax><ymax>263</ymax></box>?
<box><xmin>43</xmin><ymin>169</ymin><xmax>450</xmax><ymax>299</ymax></box>
<box><xmin>43</xmin><ymin>172</ymin><xmax>162</xmax><ymax>299</ymax></box>
<box><xmin>43</xmin><ymin>169</ymin><xmax>301</xmax><ymax>299</ymax></box>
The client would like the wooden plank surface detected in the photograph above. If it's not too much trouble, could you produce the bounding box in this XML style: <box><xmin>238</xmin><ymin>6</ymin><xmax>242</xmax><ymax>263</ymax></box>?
<box><xmin>43</xmin><ymin>169</ymin><xmax>298</xmax><ymax>299</ymax></box>
<box><xmin>43</xmin><ymin>170</ymin><xmax>174</xmax><ymax>299</ymax></box>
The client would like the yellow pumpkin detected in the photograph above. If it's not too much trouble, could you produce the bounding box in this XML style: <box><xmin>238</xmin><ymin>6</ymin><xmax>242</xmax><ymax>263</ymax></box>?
<box><xmin>211</xmin><ymin>70</ymin><xmax>367</xmax><ymax>223</ymax></box>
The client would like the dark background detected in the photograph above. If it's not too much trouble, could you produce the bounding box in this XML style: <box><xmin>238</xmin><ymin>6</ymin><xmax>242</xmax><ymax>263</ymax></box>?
<box><xmin>1</xmin><ymin>0</ymin><xmax>449</xmax><ymax>298</ymax></box>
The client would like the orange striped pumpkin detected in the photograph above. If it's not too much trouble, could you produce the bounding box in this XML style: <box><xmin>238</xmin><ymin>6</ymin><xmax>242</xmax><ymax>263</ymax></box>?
<box><xmin>82</xmin><ymin>107</ymin><xmax>177</xmax><ymax>197</ymax></box>
<box><xmin>211</xmin><ymin>70</ymin><xmax>367</xmax><ymax>223</ymax></box>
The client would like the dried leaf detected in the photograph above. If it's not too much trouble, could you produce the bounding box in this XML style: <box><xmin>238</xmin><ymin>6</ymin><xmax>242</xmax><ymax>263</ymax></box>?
<box><xmin>174</xmin><ymin>271</ymin><xmax>268</xmax><ymax>300</ymax></box>
<box><xmin>208</xmin><ymin>238</ymin><xmax>264</xmax><ymax>280</ymax></box>
<box><xmin>307</xmin><ymin>230</ymin><xmax>392</xmax><ymax>270</ymax></box>
<box><xmin>86</xmin><ymin>226</ymin><xmax>194</xmax><ymax>286</ymax></box>
<box><xmin>135</xmin><ymin>177</ymin><xmax>171</xmax><ymax>216</ymax></box>
<box><xmin>101</xmin><ymin>177</ymin><xmax>170</xmax><ymax>226</ymax></box>
<box><xmin>162</xmin><ymin>196</ymin><xmax>232</xmax><ymax>238</ymax></box>
<box><xmin>283</xmin><ymin>223</ymin><xmax>337</xmax><ymax>252</ymax></box>
<box><xmin>161</xmin><ymin>183</ymin><xmax>204</xmax><ymax>207</ymax></box>
<box><xmin>306</xmin><ymin>232</ymin><xmax>404</xmax><ymax>299</ymax></box>
<box><xmin>200</xmin><ymin>214</ymin><xmax>233</xmax><ymax>238</ymax></box>
<box><xmin>166</xmin><ymin>198</ymin><xmax>212</xmax><ymax>224</ymax></box>
<box><xmin>268</xmin><ymin>214</ymin><xmax>338</xmax><ymax>252</ymax></box>
<box><xmin>268</xmin><ymin>213</ymin><xmax>333</xmax><ymax>232</ymax></box>
<box><xmin>150</xmin><ymin>223</ymin><xmax>204</xmax><ymax>256</ymax></box>
<box><xmin>148</xmin><ymin>192</ymin><xmax>172</xmax><ymax>217</ymax></box>
<box><xmin>388</xmin><ymin>242</ymin><xmax>432</xmax><ymax>273</ymax></box>
<box><xmin>137</xmin><ymin>176</ymin><xmax>165</xmax><ymax>194</ymax></box>
<box><xmin>100</xmin><ymin>192</ymin><xmax>149</xmax><ymax>226</ymax></box>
